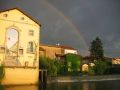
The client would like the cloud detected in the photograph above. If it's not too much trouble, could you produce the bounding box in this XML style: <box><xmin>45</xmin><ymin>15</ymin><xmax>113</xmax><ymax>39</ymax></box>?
<box><xmin>0</xmin><ymin>0</ymin><xmax>120</xmax><ymax>57</ymax></box>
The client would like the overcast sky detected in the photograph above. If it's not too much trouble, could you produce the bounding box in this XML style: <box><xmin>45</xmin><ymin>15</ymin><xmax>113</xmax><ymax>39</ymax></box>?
<box><xmin>0</xmin><ymin>0</ymin><xmax>120</xmax><ymax>57</ymax></box>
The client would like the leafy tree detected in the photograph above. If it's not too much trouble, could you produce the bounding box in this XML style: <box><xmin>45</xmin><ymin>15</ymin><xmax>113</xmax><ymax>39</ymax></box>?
<box><xmin>88</xmin><ymin>65</ymin><xmax>95</xmax><ymax>75</ymax></box>
<box><xmin>39</xmin><ymin>57</ymin><xmax>58</xmax><ymax>76</ymax></box>
<box><xmin>39</xmin><ymin>54</ymin><xmax>82</xmax><ymax>76</ymax></box>
<box><xmin>66</xmin><ymin>54</ymin><xmax>81</xmax><ymax>72</ymax></box>
<box><xmin>94</xmin><ymin>60</ymin><xmax>110</xmax><ymax>75</ymax></box>
<box><xmin>90</xmin><ymin>37</ymin><xmax>104</xmax><ymax>60</ymax></box>
<box><xmin>54</xmin><ymin>60</ymin><xmax>65</xmax><ymax>75</ymax></box>
<box><xmin>39</xmin><ymin>57</ymin><xmax>65</xmax><ymax>76</ymax></box>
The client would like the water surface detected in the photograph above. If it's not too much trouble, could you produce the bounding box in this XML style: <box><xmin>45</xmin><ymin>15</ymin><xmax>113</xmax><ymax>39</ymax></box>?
<box><xmin>4</xmin><ymin>85</ymin><xmax>38</xmax><ymax>90</ymax></box>
<box><xmin>2</xmin><ymin>80</ymin><xmax>120</xmax><ymax>90</ymax></box>
<box><xmin>46</xmin><ymin>80</ymin><xmax>120</xmax><ymax>90</ymax></box>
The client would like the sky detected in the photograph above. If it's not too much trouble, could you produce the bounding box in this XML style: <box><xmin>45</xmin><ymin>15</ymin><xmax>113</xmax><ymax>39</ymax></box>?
<box><xmin>0</xmin><ymin>0</ymin><xmax>120</xmax><ymax>57</ymax></box>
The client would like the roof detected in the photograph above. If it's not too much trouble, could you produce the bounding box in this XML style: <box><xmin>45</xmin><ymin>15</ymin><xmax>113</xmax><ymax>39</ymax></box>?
<box><xmin>0</xmin><ymin>8</ymin><xmax>41</xmax><ymax>26</ymax></box>
<box><xmin>40</xmin><ymin>44</ymin><xmax>76</xmax><ymax>50</ymax></box>
<box><xmin>112</xmin><ymin>58</ymin><xmax>120</xmax><ymax>60</ymax></box>
<box><xmin>58</xmin><ymin>45</ymin><xmax>76</xmax><ymax>50</ymax></box>
<box><xmin>39</xmin><ymin>47</ymin><xmax>45</xmax><ymax>51</ymax></box>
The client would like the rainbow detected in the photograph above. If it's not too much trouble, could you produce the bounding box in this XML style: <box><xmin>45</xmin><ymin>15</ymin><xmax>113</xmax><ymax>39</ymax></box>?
<box><xmin>40</xmin><ymin>0</ymin><xmax>89</xmax><ymax>55</ymax></box>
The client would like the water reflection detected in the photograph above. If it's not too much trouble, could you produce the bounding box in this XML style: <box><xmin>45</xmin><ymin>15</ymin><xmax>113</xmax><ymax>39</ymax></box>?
<box><xmin>39</xmin><ymin>83</ymin><xmax>46</xmax><ymax>90</ymax></box>
<box><xmin>82</xmin><ymin>82</ymin><xmax>96</xmax><ymax>90</ymax></box>
<box><xmin>4</xmin><ymin>85</ymin><xmax>38</xmax><ymax>90</ymax></box>
<box><xmin>46</xmin><ymin>80</ymin><xmax>120</xmax><ymax>90</ymax></box>
<box><xmin>1</xmin><ymin>80</ymin><xmax>120</xmax><ymax>90</ymax></box>
<box><xmin>82</xmin><ymin>83</ymin><xmax>89</xmax><ymax>90</ymax></box>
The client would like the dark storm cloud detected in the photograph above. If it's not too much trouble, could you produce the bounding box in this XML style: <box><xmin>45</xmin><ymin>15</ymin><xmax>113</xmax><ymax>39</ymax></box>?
<box><xmin>46</xmin><ymin>0</ymin><xmax>120</xmax><ymax>57</ymax></box>
<box><xmin>0</xmin><ymin>0</ymin><xmax>120</xmax><ymax>57</ymax></box>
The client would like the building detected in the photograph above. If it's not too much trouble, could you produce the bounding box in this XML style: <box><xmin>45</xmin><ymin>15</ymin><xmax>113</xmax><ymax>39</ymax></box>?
<box><xmin>39</xmin><ymin>44</ymin><xmax>78</xmax><ymax>59</ymax></box>
<box><xmin>62</xmin><ymin>46</ymin><xmax>77</xmax><ymax>54</ymax></box>
<box><xmin>39</xmin><ymin>44</ymin><xmax>62</xmax><ymax>59</ymax></box>
<box><xmin>112</xmin><ymin>58</ymin><xmax>120</xmax><ymax>65</ymax></box>
<box><xmin>111</xmin><ymin>58</ymin><xmax>120</xmax><ymax>74</ymax></box>
<box><xmin>0</xmin><ymin>8</ymin><xmax>40</xmax><ymax>85</ymax></box>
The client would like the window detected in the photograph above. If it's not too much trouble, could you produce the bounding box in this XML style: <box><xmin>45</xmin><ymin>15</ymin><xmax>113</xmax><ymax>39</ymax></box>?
<box><xmin>27</xmin><ymin>42</ymin><xmax>34</xmax><ymax>53</ymax></box>
<box><xmin>21</xmin><ymin>17</ymin><xmax>25</xmax><ymax>20</ymax></box>
<box><xmin>0</xmin><ymin>46</ymin><xmax>5</xmax><ymax>53</ymax></box>
<box><xmin>19</xmin><ymin>49</ymin><xmax>23</xmax><ymax>55</ymax></box>
<box><xmin>3</xmin><ymin>14</ymin><xmax>8</xmax><ymax>17</ymax></box>
<box><xmin>29</xmin><ymin>30</ymin><xmax>34</xmax><ymax>36</ymax></box>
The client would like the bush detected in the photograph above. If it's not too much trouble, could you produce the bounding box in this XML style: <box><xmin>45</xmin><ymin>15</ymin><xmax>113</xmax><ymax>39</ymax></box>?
<box><xmin>54</xmin><ymin>60</ymin><xmax>65</xmax><ymax>75</ymax></box>
<box><xmin>0</xmin><ymin>65</ymin><xmax>5</xmax><ymax>84</ymax></box>
<box><xmin>66</xmin><ymin>54</ymin><xmax>81</xmax><ymax>72</ymax></box>
<box><xmin>94</xmin><ymin>60</ymin><xmax>110</xmax><ymax>75</ymax></box>
<box><xmin>0</xmin><ymin>65</ymin><xmax>5</xmax><ymax>80</ymax></box>
<box><xmin>88</xmin><ymin>65</ymin><xmax>95</xmax><ymax>75</ymax></box>
<box><xmin>0</xmin><ymin>85</ymin><xmax>4</xmax><ymax>90</ymax></box>
<box><xmin>39</xmin><ymin>57</ymin><xmax>56</xmax><ymax>76</ymax></box>
<box><xmin>39</xmin><ymin>57</ymin><xmax>64</xmax><ymax>76</ymax></box>
<box><xmin>39</xmin><ymin>55</ymin><xmax>82</xmax><ymax>76</ymax></box>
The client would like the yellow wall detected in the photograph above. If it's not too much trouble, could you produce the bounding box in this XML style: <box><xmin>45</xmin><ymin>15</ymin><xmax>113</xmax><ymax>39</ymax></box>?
<box><xmin>40</xmin><ymin>45</ymin><xmax>62</xmax><ymax>59</ymax></box>
<box><xmin>82</xmin><ymin>64</ymin><xmax>89</xmax><ymax>72</ymax></box>
<box><xmin>0</xmin><ymin>9</ymin><xmax>40</xmax><ymax>67</ymax></box>
<box><xmin>112</xmin><ymin>58</ymin><xmax>120</xmax><ymax>64</ymax></box>
<box><xmin>0</xmin><ymin>9</ymin><xmax>40</xmax><ymax>85</ymax></box>
<box><xmin>2</xmin><ymin>68</ymin><xmax>39</xmax><ymax>85</ymax></box>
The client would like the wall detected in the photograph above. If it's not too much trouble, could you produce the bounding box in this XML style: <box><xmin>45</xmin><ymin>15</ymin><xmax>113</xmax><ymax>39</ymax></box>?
<box><xmin>40</xmin><ymin>45</ymin><xmax>62</xmax><ymax>59</ymax></box>
<box><xmin>112</xmin><ymin>58</ymin><xmax>120</xmax><ymax>64</ymax></box>
<box><xmin>2</xmin><ymin>67</ymin><xmax>39</xmax><ymax>85</ymax></box>
<box><xmin>0</xmin><ymin>9</ymin><xmax>40</xmax><ymax>67</ymax></box>
<box><xmin>64</xmin><ymin>49</ymin><xmax>77</xmax><ymax>54</ymax></box>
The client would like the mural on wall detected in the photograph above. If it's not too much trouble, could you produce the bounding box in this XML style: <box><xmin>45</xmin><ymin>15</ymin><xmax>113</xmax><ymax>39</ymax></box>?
<box><xmin>6</xmin><ymin>28</ymin><xmax>19</xmax><ymax>56</ymax></box>
<box><xmin>5</xmin><ymin>28</ymin><xmax>20</xmax><ymax>66</ymax></box>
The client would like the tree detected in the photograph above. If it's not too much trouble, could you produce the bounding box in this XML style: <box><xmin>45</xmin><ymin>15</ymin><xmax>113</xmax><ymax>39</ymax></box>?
<box><xmin>90</xmin><ymin>37</ymin><xmax>104</xmax><ymax>60</ymax></box>
<box><xmin>94</xmin><ymin>60</ymin><xmax>110</xmax><ymax>75</ymax></box>
<box><xmin>39</xmin><ymin>57</ymin><xmax>58</xmax><ymax>76</ymax></box>
<box><xmin>39</xmin><ymin>57</ymin><xmax>65</xmax><ymax>76</ymax></box>
<box><xmin>66</xmin><ymin>54</ymin><xmax>81</xmax><ymax>72</ymax></box>
<box><xmin>88</xmin><ymin>65</ymin><xmax>95</xmax><ymax>75</ymax></box>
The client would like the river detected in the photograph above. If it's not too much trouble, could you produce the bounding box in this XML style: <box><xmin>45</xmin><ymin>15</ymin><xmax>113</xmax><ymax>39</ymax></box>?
<box><xmin>1</xmin><ymin>80</ymin><xmax>120</xmax><ymax>90</ymax></box>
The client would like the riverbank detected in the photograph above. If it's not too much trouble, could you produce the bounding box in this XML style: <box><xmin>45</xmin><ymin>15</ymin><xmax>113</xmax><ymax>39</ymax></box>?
<box><xmin>47</xmin><ymin>75</ymin><xmax>120</xmax><ymax>83</ymax></box>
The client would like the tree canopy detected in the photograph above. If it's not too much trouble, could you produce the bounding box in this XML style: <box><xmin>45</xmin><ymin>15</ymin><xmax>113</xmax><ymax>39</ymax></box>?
<box><xmin>90</xmin><ymin>37</ymin><xmax>104</xmax><ymax>60</ymax></box>
<box><xmin>66</xmin><ymin>54</ymin><xmax>81</xmax><ymax>72</ymax></box>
